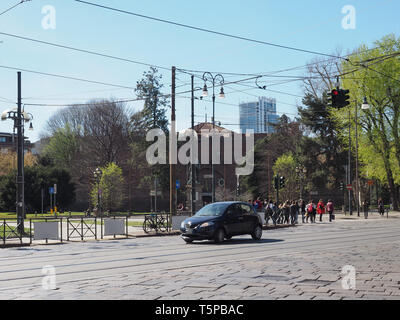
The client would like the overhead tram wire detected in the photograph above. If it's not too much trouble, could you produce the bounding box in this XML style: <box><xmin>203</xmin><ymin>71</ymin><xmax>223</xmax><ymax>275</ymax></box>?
<box><xmin>74</xmin><ymin>0</ymin><xmax>345</xmax><ymax>61</ymax></box>
<box><xmin>0</xmin><ymin>32</ymin><xmax>170</xmax><ymax>71</ymax></box>
<box><xmin>0</xmin><ymin>0</ymin><xmax>30</xmax><ymax>16</ymax></box>
<box><xmin>177</xmin><ymin>47</ymin><xmax>399</xmax><ymax>78</ymax></box>
<box><xmin>0</xmin><ymin>65</ymin><xmax>137</xmax><ymax>90</ymax></box>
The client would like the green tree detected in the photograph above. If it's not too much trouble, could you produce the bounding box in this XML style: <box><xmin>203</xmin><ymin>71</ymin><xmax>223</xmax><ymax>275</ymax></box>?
<box><xmin>273</xmin><ymin>153</ymin><xmax>299</xmax><ymax>202</ymax></box>
<box><xmin>335</xmin><ymin>34</ymin><xmax>400</xmax><ymax>209</ymax></box>
<box><xmin>130</xmin><ymin>67</ymin><xmax>170</xmax><ymax>192</ymax></box>
<box><xmin>0</xmin><ymin>165</ymin><xmax>75</xmax><ymax>213</ymax></box>
<box><xmin>91</xmin><ymin>163</ymin><xmax>124</xmax><ymax>212</ymax></box>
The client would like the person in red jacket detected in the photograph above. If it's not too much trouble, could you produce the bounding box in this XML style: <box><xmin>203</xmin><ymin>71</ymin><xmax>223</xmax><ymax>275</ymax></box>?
<box><xmin>317</xmin><ymin>199</ymin><xmax>325</xmax><ymax>222</ymax></box>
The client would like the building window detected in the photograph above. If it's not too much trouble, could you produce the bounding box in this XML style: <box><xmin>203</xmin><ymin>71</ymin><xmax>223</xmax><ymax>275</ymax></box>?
<box><xmin>0</xmin><ymin>137</ymin><xmax>6</xmax><ymax>143</ymax></box>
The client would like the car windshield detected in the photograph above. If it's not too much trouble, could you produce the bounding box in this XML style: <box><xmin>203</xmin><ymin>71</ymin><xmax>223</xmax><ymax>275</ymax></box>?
<box><xmin>195</xmin><ymin>203</ymin><xmax>229</xmax><ymax>217</ymax></box>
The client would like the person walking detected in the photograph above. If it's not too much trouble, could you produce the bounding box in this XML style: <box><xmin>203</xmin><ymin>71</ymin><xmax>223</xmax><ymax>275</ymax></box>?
<box><xmin>317</xmin><ymin>199</ymin><xmax>325</xmax><ymax>222</ymax></box>
<box><xmin>283</xmin><ymin>201</ymin><xmax>291</xmax><ymax>224</ymax></box>
<box><xmin>363</xmin><ymin>200</ymin><xmax>370</xmax><ymax>219</ymax></box>
<box><xmin>265</xmin><ymin>200</ymin><xmax>274</xmax><ymax>226</ymax></box>
<box><xmin>378</xmin><ymin>198</ymin><xmax>384</xmax><ymax>216</ymax></box>
<box><xmin>326</xmin><ymin>199</ymin><xmax>334</xmax><ymax>222</ymax></box>
<box><xmin>290</xmin><ymin>200</ymin><xmax>299</xmax><ymax>225</ymax></box>
<box><xmin>306</xmin><ymin>200</ymin><xmax>316</xmax><ymax>223</ymax></box>
<box><xmin>300</xmin><ymin>199</ymin><xmax>306</xmax><ymax>223</ymax></box>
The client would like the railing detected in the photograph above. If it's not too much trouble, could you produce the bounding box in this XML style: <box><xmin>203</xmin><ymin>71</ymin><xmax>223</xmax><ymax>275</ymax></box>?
<box><xmin>0</xmin><ymin>215</ymin><xmax>131</xmax><ymax>247</ymax></box>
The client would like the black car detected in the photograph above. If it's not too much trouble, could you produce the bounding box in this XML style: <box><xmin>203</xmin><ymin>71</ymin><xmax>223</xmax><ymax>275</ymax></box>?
<box><xmin>180</xmin><ymin>201</ymin><xmax>263</xmax><ymax>244</ymax></box>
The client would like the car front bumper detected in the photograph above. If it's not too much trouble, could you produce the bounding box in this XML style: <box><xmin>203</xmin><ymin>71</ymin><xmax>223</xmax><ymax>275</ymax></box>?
<box><xmin>180</xmin><ymin>226</ymin><xmax>216</xmax><ymax>240</ymax></box>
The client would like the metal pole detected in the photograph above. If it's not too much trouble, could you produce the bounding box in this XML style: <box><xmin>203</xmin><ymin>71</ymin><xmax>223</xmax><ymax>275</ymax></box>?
<box><xmin>154</xmin><ymin>177</ymin><xmax>157</xmax><ymax>213</ymax></box>
<box><xmin>170</xmin><ymin>66</ymin><xmax>176</xmax><ymax>231</ymax></box>
<box><xmin>41</xmin><ymin>188</ymin><xmax>44</xmax><ymax>215</ymax></box>
<box><xmin>355</xmin><ymin>103</ymin><xmax>360</xmax><ymax>217</ymax></box>
<box><xmin>16</xmin><ymin>72</ymin><xmax>25</xmax><ymax>235</ymax></box>
<box><xmin>191</xmin><ymin>75</ymin><xmax>195</xmax><ymax>215</ymax></box>
<box><xmin>348</xmin><ymin>109</ymin><xmax>353</xmax><ymax>215</ymax></box>
<box><xmin>212</xmin><ymin>89</ymin><xmax>215</xmax><ymax>203</ymax></box>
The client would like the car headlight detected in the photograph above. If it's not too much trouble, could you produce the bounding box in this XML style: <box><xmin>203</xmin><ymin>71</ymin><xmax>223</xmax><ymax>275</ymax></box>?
<box><xmin>181</xmin><ymin>221</ymin><xmax>187</xmax><ymax>229</ymax></box>
<box><xmin>200</xmin><ymin>221</ymin><xmax>214</xmax><ymax>228</ymax></box>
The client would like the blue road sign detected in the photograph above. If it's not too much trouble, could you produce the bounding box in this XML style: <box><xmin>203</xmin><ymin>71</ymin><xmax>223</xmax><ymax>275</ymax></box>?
<box><xmin>176</xmin><ymin>180</ymin><xmax>180</xmax><ymax>190</ymax></box>
<box><xmin>49</xmin><ymin>187</ymin><xmax>54</xmax><ymax>194</ymax></box>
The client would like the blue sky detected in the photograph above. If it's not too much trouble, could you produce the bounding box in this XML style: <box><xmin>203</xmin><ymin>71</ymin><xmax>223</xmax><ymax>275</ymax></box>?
<box><xmin>0</xmin><ymin>0</ymin><xmax>399</xmax><ymax>142</ymax></box>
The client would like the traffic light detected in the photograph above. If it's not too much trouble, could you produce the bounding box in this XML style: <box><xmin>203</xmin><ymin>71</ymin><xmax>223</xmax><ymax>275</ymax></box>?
<box><xmin>279</xmin><ymin>176</ymin><xmax>286</xmax><ymax>189</ymax></box>
<box><xmin>274</xmin><ymin>175</ymin><xmax>279</xmax><ymax>190</ymax></box>
<box><xmin>327</xmin><ymin>89</ymin><xmax>339</xmax><ymax>108</ymax></box>
<box><xmin>340</xmin><ymin>181</ymin><xmax>344</xmax><ymax>191</ymax></box>
<box><xmin>337</xmin><ymin>89</ymin><xmax>350</xmax><ymax>108</ymax></box>
<box><xmin>328</xmin><ymin>89</ymin><xmax>351</xmax><ymax>109</ymax></box>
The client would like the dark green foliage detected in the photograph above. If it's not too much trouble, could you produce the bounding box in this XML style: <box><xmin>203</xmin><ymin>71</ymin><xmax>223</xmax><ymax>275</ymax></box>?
<box><xmin>0</xmin><ymin>165</ymin><xmax>75</xmax><ymax>213</ymax></box>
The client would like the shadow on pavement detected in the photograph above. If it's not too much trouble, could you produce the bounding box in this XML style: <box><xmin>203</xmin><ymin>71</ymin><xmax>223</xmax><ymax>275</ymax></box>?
<box><xmin>189</xmin><ymin>238</ymin><xmax>284</xmax><ymax>245</ymax></box>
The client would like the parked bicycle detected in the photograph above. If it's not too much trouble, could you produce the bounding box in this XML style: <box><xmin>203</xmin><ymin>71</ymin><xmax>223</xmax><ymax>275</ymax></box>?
<box><xmin>143</xmin><ymin>214</ymin><xmax>168</xmax><ymax>233</ymax></box>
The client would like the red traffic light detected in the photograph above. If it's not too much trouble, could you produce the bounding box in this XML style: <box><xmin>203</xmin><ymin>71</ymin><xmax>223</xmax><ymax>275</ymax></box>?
<box><xmin>332</xmin><ymin>90</ymin><xmax>339</xmax><ymax>95</ymax></box>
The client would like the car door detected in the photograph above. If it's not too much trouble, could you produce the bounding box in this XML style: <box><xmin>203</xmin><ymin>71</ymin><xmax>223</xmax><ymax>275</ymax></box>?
<box><xmin>223</xmin><ymin>204</ymin><xmax>242</xmax><ymax>235</ymax></box>
<box><xmin>239</xmin><ymin>203</ymin><xmax>256</xmax><ymax>233</ymax></box>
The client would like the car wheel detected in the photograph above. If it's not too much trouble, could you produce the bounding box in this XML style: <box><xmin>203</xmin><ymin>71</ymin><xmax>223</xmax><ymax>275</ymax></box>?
<box><xmin>183</xmin><ymin>238</ymin><xmax>193</xmax><ymax>244</ymax></box>
<box><xmin>214</xmin><ymin>228</ymin><xmax>225</xmax><ymax>244</ymax></box>
<box><xmin>251</xmin><ymin>224</ymin><xmax>263</xmax><ymax>240</ymax></box>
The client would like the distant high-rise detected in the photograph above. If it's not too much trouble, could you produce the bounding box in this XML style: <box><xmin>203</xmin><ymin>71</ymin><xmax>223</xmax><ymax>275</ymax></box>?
<box><xmin>239</xmin><ymin>97</ymin><xmax>279</xmax><ymax>133</ymax></box>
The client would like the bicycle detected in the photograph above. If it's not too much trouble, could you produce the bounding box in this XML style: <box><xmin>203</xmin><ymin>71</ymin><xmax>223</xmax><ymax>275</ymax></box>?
<box><xmin>142</xmin><ymin>214</ymin><xmax>168</xmax><ymax>233</ymax></box>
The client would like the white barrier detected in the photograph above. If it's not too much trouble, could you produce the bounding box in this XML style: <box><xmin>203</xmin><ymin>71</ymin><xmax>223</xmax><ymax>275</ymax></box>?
<box><xmin>34</xmin><ymin>222</ymin><xmax>59</xmax><ymax>240</ymax></box>
<box><xmin>172</xmin><ymin>216</ymin><xmax>189</xmax><ymax>230</ymax></box>
<box><xmin>104</xmin><ymin>219</ymin><xmax>125</xmax><ymax>236</ymax></box>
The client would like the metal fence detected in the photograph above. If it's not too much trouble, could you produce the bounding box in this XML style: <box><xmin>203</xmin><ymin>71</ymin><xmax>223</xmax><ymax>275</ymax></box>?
<box><xmin>0</xmin><ymin>215</ymin><xmax>131</xmax><ymax>247</ymax></box>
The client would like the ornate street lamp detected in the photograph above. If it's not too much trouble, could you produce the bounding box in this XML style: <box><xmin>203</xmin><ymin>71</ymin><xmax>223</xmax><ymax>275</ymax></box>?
<box><xmin>202</xmin><ymin>72</ymin><xmax>225</xmax><ymax>203</ymax></box>
<box><xmin>1</xmin><ymin>100</ymin><xmax>33</xmax><ymax>235</ymax></box>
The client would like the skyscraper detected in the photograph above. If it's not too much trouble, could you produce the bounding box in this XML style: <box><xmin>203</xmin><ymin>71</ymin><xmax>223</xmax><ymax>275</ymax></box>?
<box><xmin>239</xmin><ymin>97</ymin><xmax>279</xmax><ymax>133</ymax></box>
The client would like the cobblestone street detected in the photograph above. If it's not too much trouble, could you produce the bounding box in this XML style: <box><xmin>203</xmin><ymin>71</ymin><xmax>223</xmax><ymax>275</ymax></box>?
<box><xmin>1</xmin><ymin>216</ymin><xmax>400</xmax><ymax>300</ymax></box>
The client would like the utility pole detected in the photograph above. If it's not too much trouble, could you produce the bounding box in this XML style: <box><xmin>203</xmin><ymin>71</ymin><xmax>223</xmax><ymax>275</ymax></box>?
<box><xmin>170</xmin><ymin>66</ymin><xmax>176</xmax><ymax>230</ymax></box>
<box><xmin>191</xmin><ymin>75</ymin><xmax>196</xmax><ymax>215</ymax></box>
<box><xmin>16</xmin><ymin>71</ymin><xmax>25</xmax><ymax>235</ymax></box>
<box><xmin>348</xmin><ymin>108</ymin><xmax>353</xmax><ymax>215</ymax></box>
<box><xmin>355</xmin><ymin>103</ymin><xmax>360</xmax><ymax>217</ymax></box>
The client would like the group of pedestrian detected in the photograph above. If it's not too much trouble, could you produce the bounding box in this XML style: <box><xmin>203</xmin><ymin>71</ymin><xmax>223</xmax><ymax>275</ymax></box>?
<box><xmin>262</xmin><ymin>198</ymin><xmax>336</xmax><ymax>226</ymax></box>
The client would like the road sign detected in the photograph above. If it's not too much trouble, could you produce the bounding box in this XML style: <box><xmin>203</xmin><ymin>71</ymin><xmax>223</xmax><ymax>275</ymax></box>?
<box><xmin>346</xmin><ymin>184</ymin><xmax>353</xmax><ymax>190</ymax></box>
<box><xmin>176</xmin><ymin>180</ymin><xmax>180</xmax><ymax>190</ymax></box>
<box><xmin>49</xmin><ymin>187</ymin><xmax>54</xmax><ymax>194</ymax></box>
<box><xmin>150</xmin><ymin>191</ymin><xmax>162</xmax><ymax>196</ymax></box>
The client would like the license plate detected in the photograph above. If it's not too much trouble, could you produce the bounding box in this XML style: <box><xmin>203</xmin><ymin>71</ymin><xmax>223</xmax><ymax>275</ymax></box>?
<box><xmin>186</xmin><ymin>229</ymin><xmax>194</xmax><ymax>234</ymax></box>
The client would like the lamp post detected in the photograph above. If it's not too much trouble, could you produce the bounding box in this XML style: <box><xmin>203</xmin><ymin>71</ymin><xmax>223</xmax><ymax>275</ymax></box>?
<box><xmin>295</xmin><ymin>166</ymin><xmax>306</xmax><ymax>200</ymax></box>
<box><xmin>202</xmin><ymin>72</ymin><xmax>225</xmax><ymax>203</ymax></box>
<box><xmin>355</xmin><ymin>97</ymin><xmax>371</xmax><ymax>217</ymax></box>
<box><xmin>93</xmin><ymin>167</ymin><xmax>102</xmax><ymax>217</ymax></box>
<box><xmin>1</xmin><ymin>72</ymin><xmax>33</xmax><ymax>235</ymax></box>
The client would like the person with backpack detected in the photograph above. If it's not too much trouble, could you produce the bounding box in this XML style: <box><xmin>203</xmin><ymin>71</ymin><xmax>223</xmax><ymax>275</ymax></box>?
<box><xmin>326</xmin><ymin>199</ymin><xmax>334</xmax><ymax>222</ymax></box>
<box><xmin>317</xmin><ymin>199</ymin><xmax>325</xmax><ymax>222</ymax></box>
<box><xmin>306</xmin><ymin>200</ymin><xmax>316</xmax><ymax>223</ymax></box>
<box><xmin>264</xmin><ymin>200</ymin><xmax>274</xmax><ymax>225</ymax></box>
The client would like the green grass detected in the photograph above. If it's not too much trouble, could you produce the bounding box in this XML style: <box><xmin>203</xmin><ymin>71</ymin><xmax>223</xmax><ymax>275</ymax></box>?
<box><xmin>0</xmin><ymin>211</ymin><xmax>153</xmax><ymax>220</ymax></box>
<box><xmin>0</xmin><ymin>225</ymin><xmax>31</xmax><ymax>239</ymax></box>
